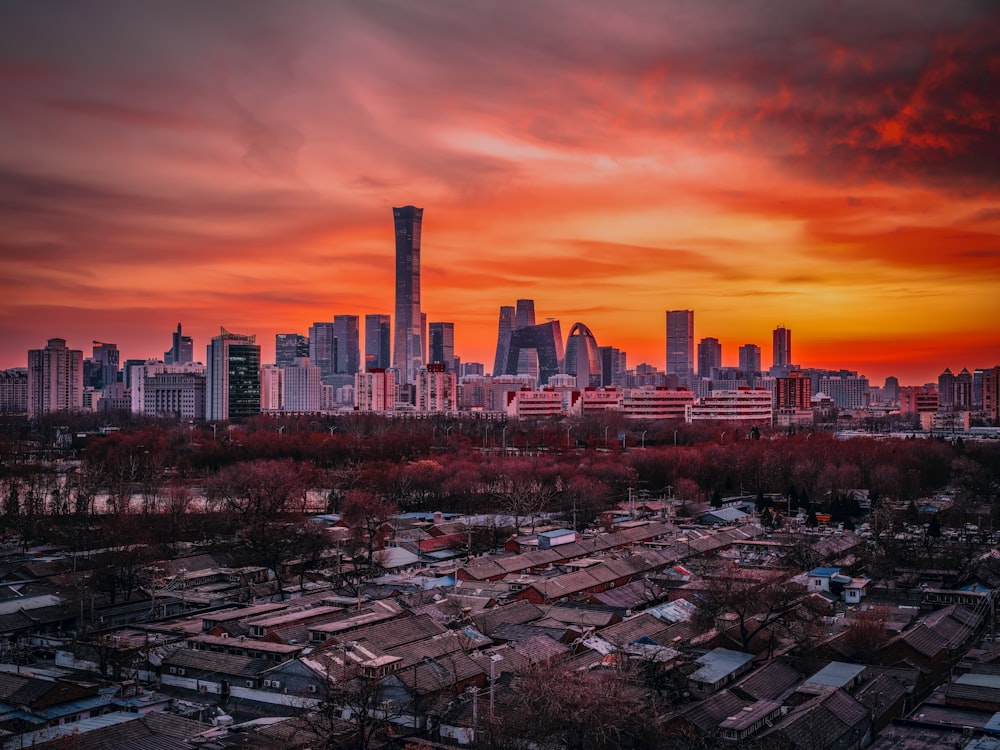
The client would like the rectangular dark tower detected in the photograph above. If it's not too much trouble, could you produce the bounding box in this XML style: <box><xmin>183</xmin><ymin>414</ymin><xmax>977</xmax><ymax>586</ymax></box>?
<box><xmin>665</xmin><ymin>309</ymin><xmax>694</xmax><ymax>386</ymax></box>
<box><xmin>393</xmin><ymin>206</ymin><xmax>423</xmax><ymax>384</ymax></box>
<box><xmin>365</xmin><ymin>314</ymin><xmax>391</xmax><ymax>370</ymax></box>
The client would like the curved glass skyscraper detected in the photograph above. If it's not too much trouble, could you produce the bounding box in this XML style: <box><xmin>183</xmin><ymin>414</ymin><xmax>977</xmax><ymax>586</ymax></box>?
<box><xmin>565</xmin><ymin>322</ymin><xmax>602</xmax><ymax>388</ymax></box>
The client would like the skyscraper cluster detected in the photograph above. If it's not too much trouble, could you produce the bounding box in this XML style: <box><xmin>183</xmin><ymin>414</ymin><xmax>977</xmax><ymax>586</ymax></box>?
<box><xmin>10</xmin><ymin>204</ymin><xmax>1000</xmax><ymax>427</ymax></box>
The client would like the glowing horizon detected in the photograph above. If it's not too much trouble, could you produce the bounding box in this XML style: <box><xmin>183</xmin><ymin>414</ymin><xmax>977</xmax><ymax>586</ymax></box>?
<box><xmin>1</xmin><ymin>2</ymin><xmax>998</xmax><ymax>386</ymax></box>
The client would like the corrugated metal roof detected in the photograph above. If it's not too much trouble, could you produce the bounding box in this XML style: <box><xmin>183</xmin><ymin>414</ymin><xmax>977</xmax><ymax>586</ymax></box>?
<box><xmin>805</xmin><ymin>661</ymin><xmax>865</xmax><ymax>687</ymax></box>
<box><xmin>689</xmin><ymin>648</ymin><xmax>754</xmax><ymax>685</ymax></box>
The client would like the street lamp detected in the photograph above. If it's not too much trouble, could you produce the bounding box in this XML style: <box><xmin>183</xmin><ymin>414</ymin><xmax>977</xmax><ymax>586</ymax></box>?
<box><xmin>566</xmin><ymin>426</ymin><xmax>573</xmax><ymax>449</ymax></box>
<box><xmin>603</xmin><ymin>426</ymin><xmax>609</xmax><ymax>448</ymax></box>
<box><xmin>673</xmin><ymin>429</ymin><xmax>679</xmax><ymax>446</ymax></box>
<box><xmin>501</xmin><ymin>426</ymin><xmax>508</xmax><ymax>455</ymax></box>
<box><xmin>641</xmin><ymin>430</ymin><xmax>647</xmax><ymax>449</ymax></box>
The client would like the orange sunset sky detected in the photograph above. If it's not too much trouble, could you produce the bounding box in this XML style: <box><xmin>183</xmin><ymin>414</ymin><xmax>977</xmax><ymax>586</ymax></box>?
<box><xmin>1</xmin><ymin>2</ymin><xmax>999</xmax><ymax>385</ymax></box>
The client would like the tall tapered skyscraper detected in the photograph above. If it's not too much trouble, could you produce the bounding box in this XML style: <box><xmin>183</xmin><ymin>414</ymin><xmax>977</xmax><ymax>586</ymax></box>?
<box><xmin>393</xmin><ymin>206</ymin><xmax>423</xmax><ymax>384</ymax></box>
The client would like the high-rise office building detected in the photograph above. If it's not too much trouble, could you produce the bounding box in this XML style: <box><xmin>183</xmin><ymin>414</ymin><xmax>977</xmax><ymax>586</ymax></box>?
<box><xmin>883</xmin><ymin>376</ymin><xmax>900</xmax><ymax>403</ymax></box>
<box><xmin>206</xmin><ymin>329</ymin><xmax>260</xmax><ymax>421</ymax></box>
<box><xmin>955</xmin><ymin>368</ymin><xmax>973</xmax><ymax>410</ymax></box>
<box><xmin>984</xmin><ymin>366</ymin><xmax>1000</xmax><ymax>423</ymax></box>
<box><xmin>739</xmin><ymin>344</ymin><xmax>761</xmax><ymax>373</ymax></box>
<box><xmin>332</xmin><ymin>315</ymin><xmax>361</xmax><ymax>376</ymax></box>
<box><xmin>92</xmin><ymin>341</ymin><xmax>120</xmax><ymax>390</ymax></box>
<box><xmin>429</xmin><ymin>322</ymin><xmax>456</xmax><ymax>371</ymax></box>
<box><xmin>275</xmin><ymin>333</ymin><xmax>309</xmax><ymax>368</ymax></box>
<box><xmin>503</xmin><ymin>320</ymin><xmax>564</xmax><ymax>387</ymax></box>
<box><xmin>598</xmin><ymin>346</ymin><xmax>627</xmax><ymax>387</ymax></box>
<box><xmin>309</xmin><ymin>322</ymin><xmax>335</xmax><ymax>383</ymax></box>
<box><xmin>492</xmin><ymin>306</ymin><xmax>515</xmax><ymax>377</ymax></box>
<box><xmin>164</xmin><ymin>323</ymin><xmax>193</xmax><ymax>365</ymax></box>
<box><xmin>515</xmin><ymin>299</ymin><xmax>536</xmax><ymax>330</ymax></box>
<box><xmin>739</xmin><ymin>344</ymin><xmax>762</xmax><ymax>387</ymax></box>
<box><xmin>260</xmin><ymin>365</ymin><xmax>284</xmax><ymax>412</ymax></box>
<box><xmin>697</xmin><ymin>337</ymin><xmax>722</xmax><ymax>378</ymax></box>
<box><xmin>665</xmin><ymin>310</ymin><xmax>694</xmax><ymax>386</ymax></box>
<box><xmin>365</xmin><ymin>314</ymin><xmax>391</xmax><ymax>371</ymax></box>
<box><xmin>392</xmin><ymin>205</ymin><xmax>423</xmax><ymax>384</ymax></box>
<box><xmin>772</xmin><ymin>326</ymin><xmax>792</xmax><ymax>368</ymax></box>
<box><xmin>565</xmin><ymin>322</ymin><xmax>602</xmax><ymax>388</ymax></box>
<box><xmin>283</xmin><ymin>357</ymin><xmax>323</xmax><ymax>412</ymax></box>
<box><xmin>27</xmin><ymin>338</ymin><xmax>83</xmax><ymax>419</ymax></box>
<box><xmin>938</xmin><ymin>367</ymin><xmax>956</xmax><ymax>408</ymax></box>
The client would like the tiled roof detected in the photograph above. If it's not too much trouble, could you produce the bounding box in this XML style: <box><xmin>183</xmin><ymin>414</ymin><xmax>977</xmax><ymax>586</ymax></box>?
<box><xmin>471</xmin><ymin>601</ymin><xmax>543</xmax><ymax>635</ymax></box>
<box><xmin>899</xmin><ymin>623</ymin><xmax>949</xmax><ymax>658</ymax></box>
<box><xmin>731</xmin><ymin>660</ymin><xmax>801</xmax><ymax>701</ymax></box>
<box><xmin>678</xmin><ymin>689</ymin><xmax>749</xmax><ymax>732</ymax></box>
<box><xmin>162</xmin><ymin>647</ymin><xmax>271</xmax><ymax>677</ymax></box>
<box><xmin>336</xmin><ymin>613</ymin><xmax>447</xmax><ymax>650</ymax></box>
<box><xmin>596</xmin><ymin>614</ymin><xmax>673</xmax><ymax>647</ymax></box>
<box><xmin>508</xmin><ymin>634</ymin><xmax>568</xmax><ymax>664</ymax></box>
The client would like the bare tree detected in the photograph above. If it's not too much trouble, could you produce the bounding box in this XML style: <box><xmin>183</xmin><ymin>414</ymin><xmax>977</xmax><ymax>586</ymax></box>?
<box><xmin>342</xmin><ymin>490</ymin><xmax>397</xmax><ymax>587</ymax></box>
<box><xmin>694</xmin><ymin>570</ymin><xmax>806</xmax><ymax>653</ymax></box>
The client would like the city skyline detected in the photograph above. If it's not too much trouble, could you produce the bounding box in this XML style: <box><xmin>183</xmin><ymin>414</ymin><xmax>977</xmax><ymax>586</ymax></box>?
<box><xmin>1</xmin><ymin>3</ymin><xmax>999</xmax><ymax>383</ymax></box>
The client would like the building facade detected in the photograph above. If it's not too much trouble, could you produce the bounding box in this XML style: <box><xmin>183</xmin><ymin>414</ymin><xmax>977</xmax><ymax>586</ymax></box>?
<box><xmin>416</xmin><ymin>363</ymin><xmax>457</xmax><ymax>412</ymax></box>
<box><xmin>308</xmin><ymin>322</ymin><xmax>335</xmax><ymax>384</ymax></box>
<box><xmin>27</xmin><ymin>338</ymin><xmax>83</xmax><ymax>419</ymax></box>
<box><xmin>565</xmin><ymin>322</ymin><xmax>603</xmax><ymax>389</ymax></box>
<box><xmin>275</xmin><ymin>333</ymin><xmax>309</xmax><ymax>369</ymax></box>
<box><xmin>665</xmin><ymin>310</ymin><xmax>694</xmax><ymax>386</ymax></box>
<box><xmin>332</xmin><ymin>315</ymin><xmax>361</xmax><ymax>378</ymax></box>
<box><xmin>283</xmin><ymin>357</ymin><xmax>323</xmax><ymax>412</ymax></box>
<box><xmin>164</xmin><ymin>323</ymin><xmax>193</xmax><ymax>365</ymax></box>
<box><xmin>492</xmin><ymin>306</ymin><xmax>515</xmax><ymax>377</ymax></box>
<box><xmin>620</xmin><ymin>387</ymin><xmax>695</xmax><ymax>420</ymax></box>
<box><xmin>982</xmin><ymin>366</ymin><xmax>1000</xmax><ymax>423</ymax></box>
<box><xmin>772</xmin><ymin>326</ymin><xmax>792</xmax><ymax>369</ymax></box>
<box><xmin>355</xmin><ymin>368</ymin><xmax>397</xmax><ymax>412</ymax></box>
<box><xmin>0</xmin><ymin>369</ymin><xmax>28</xmax><ymax>414</ymax></box>
<box><xmin>364</xmin><ymin>314</ymin><xmax>391</xmax><ymax>371</ymax></box>
<box><xmin>697</xmin><ymin>338</ymin><xmax>722</xmax><ymax>378</ymax></box>
<box><xmin>738</xmin><ymin>344</ymin><xmax>761</xmax><ymax>386</ymax></box>
<box><xmin>260</xmin><ymin>365</ymin><xmax>284</xmax><ymax>412</ymax></box>
<box><xmin>691</xmin><ymin>389</ymin><xmax>773</xmax><ymax>424</ymax></box>
<box><xmin>144</xmin><ymin>372</ymin><xmax>206</xmax><ymax>419</ymax></box>
<box><xmin>503</xmin><ymin>320</ymin><xmax>565</xmax><ymax>387</ymax></box>
<box><xmin>428</xmin><ymin>322</ymin><xmax>456</xmax><ymax>372</ymax></box>
<box><xmin>206</xmin><ymin>329</ymin><xmax>261</xmax><ymax>421</ymax></box>
<box><xmin>392</xmin><ymin>205</ymin><xmax>424</xmax><ymax>384</ymax></box>
<box><xmin>818</xmin><ymin>375</ymin><xmax>870</xmax><ymax>411</ymax></box>
<box><xmin>505</xmin><ymin>388</ymin><xmax>563</xmax><ymax>418</ymax></box>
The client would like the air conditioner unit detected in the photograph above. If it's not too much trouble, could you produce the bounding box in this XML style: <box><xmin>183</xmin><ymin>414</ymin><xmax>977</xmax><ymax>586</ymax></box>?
<box><xmin>246</xmin><ymin>680</ymin><xmax>254</xmax><ymax>688</ymax></box>
<box><xmin>307</xmin><ymin>684</ymin><xmax>318</xmax><ymax>694</ymax></box>
<box><xmin>271</xmin><ymin>680</ymin><xmax>281</xmax><ymax>689</ymax></box>
<box><xmin>220</xmin><ymin>633</ymin><xmax>229</xmax><ymax>639</ymax></box>
<box><xmin>263</xmin><ymin>680</ymin><xmax>272</xmax><ymax>688</ymax></box>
